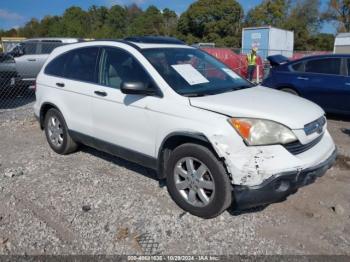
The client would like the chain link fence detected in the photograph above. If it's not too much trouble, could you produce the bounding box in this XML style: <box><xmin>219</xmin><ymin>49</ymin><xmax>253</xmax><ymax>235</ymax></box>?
<box><xmin>0</xmin><ymin>41</ymin><xmax>69</xmax><ymax>113</ymax></box>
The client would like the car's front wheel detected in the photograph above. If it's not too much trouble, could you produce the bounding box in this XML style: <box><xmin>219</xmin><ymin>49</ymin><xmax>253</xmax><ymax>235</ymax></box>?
<box><xmin>166</xmin><ymin>143</ymin><xmax>232</xmax><ymax>218</ymax></box>
<box><xmin>44</xmin><ymin>108</ymin><xmax>78</xmax><ymax>155</ymax></box>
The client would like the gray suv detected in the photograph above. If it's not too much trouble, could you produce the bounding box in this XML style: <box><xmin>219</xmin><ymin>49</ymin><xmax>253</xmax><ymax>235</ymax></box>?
<box><xmin>1</xmin><ymin>38</ymin><xmax>80</xmax><ymax>96</ymax></box>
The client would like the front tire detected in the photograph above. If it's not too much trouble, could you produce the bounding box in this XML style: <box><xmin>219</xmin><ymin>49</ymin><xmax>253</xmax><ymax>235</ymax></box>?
<box><xmin>44</xmin><ymin>108</ymin><xmax>78</xmax><ymax>155</ymax></box>
<box><xmin>166</xmin><ymin>143</ymin><xmax>232</xmax><ymax>218</ymax></box>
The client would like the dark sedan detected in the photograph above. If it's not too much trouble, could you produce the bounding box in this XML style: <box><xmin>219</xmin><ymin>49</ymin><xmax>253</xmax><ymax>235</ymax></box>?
<box><xmin>0</xmin><ymin>54</ymin><xmax>21</xmax><ymax>97</ymax></box>
<box><xmin>262</xmin><ymin>54</ymin><xmax>350</xmax><ymax>114</ymax></box>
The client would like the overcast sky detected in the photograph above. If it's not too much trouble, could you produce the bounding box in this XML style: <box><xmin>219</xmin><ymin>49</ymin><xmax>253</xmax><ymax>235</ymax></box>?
<box><xmin>0</xmin><ymin>0</ymin><xmax>335</xmax><ymax>34</ymax></box>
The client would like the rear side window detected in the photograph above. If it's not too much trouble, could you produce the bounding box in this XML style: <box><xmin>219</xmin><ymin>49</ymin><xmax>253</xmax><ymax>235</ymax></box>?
<box><xmin>40</xmin><ymin>42</ymin><xmax>63</xmax><ymax>54</ymax></box>
<box><xmin>45</xmin><ymin>52</ymin><xmax>70</xmax><ymax>77</ymax></box>
<box><xmin>23</xmin><ymin>42</ymin><xmax>38</xmax><ymax>55</ymax></box>
<box><xmin>291</xmin><ymin>62</ymin><xmax>304</xmax><ymax>72</ymax></box>
<box><xmin>305</xmin><ymin>58</ymin><xmax>341</xmax><ymax>75</ymax></box>
<box><xmin>45</xmin><ymin>47</ymin><xmax>99</xmax><ymax>83</ymax></box>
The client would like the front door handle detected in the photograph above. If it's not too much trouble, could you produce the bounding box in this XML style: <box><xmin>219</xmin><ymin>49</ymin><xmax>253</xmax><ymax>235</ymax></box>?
<box><xmin>297</xmin><ymin>76</ymin><xmax>309</xmax><ymax>80</ymax></box>
<box><xmin>94</xmin><ymin>91</ymin><xmax>107</xmax><ymax>97</ymax></box>
<box><xmin>345</xmin><ymin>83</ymin><xmax>350</xmax><ymax>86</ymax></box>
<box><xmin>27</xmin><ymin>58</ymin><xmax>36</xmax><ymax>62</ymax></box>
<box><xmin>56</xmin><ymin>82</ymin><xmax>65</xmax><ymax>87</ymax></box>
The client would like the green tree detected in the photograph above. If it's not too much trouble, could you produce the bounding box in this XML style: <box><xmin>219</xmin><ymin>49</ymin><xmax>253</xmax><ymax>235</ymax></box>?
<box><xmin>178</xmin><ymin>0</ymin><xmax>244</xmax><ymax>46</ymax></box>
<box><xmin>245</xmin><ymin>0</ymin><xmax>290</xmax><ymax>27</ymax></box>
<box><xmin>44</xmin><ymin>16</ymin><xmax>64</xmax><ymax>37</ymax></box>
<box><xmin>128</xmin><ymin>6</ymin><xmax>164</xmax><ymax>35</ymax></box>
<box><xmin>88</xmin><ymin>5</ymin><xmax>109</xmax><ymax>38</ymax></box>
<box><xmin>126</xmin><ymin>3</ymin><xmax>143</xmax><ymax>22</ymax></box>
<box><xmin>60</xmin><ymin>6</ymin><xmax>90</xmax><ymax>37</ymax></box>
<box><xmin>18</xmin><ymin>18</ymin><xmax>42</xmax><ymax>37</ymax></box>
<box><xmin>307</xmin><ymin>33</ymin><xmax>335</xmax><ymax>50</ymax></box>
<box><xmin>162</xmin><ymin>8</ymin><xmax>178</xmax><ymax>36</ymax></box>
<box><xmin>284</xmin><ymin>0</ymin><xmax>322</xmax><ymax>50</ymax></box>
<box><xmin>322</xmin><ymin>0</ymin><xmax>350</xmax><ymax>32</ymax></box>
<box><xmin>0</xmin><ymin>28</ymin><xmax>18</xmax><ymax>37</ymax></box>
<box><xmin>105</xmin><ymin>5</ymin><xmax>128</xmax><ymax>38</ymax></box>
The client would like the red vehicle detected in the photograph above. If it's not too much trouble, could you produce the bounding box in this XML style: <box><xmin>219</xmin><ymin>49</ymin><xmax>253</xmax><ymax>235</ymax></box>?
<box><xmin>202</xmin><ymin>48</ymin><xmax>264</xmax><ymax>81</ymax></box>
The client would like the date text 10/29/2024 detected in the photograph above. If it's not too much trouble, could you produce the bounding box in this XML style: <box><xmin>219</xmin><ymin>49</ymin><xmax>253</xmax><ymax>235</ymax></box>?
<box><xmin>127</xmin><ymin>256</ymin><xmax>220</xmax><ymax>261</ymax></box>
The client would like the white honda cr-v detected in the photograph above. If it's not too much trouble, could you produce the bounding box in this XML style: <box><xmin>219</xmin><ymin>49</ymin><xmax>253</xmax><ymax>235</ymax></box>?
<box><xmin>34</xmin><ymin>36</ymin><xmax>337</xmax><ymax>218</ymax></box>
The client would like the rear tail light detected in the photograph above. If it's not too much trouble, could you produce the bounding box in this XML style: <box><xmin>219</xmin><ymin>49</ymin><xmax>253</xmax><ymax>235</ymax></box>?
<box><xmin>29</xmin><ymin>81</ymin><xmax>36</xmax><ymax>92</ymax></box>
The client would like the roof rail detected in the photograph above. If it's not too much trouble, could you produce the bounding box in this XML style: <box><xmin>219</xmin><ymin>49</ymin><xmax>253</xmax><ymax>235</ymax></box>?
<box><xmin>124</xmin><ymin>36</ymin><xmax>185</xmax><ymax>45</ymax></box>
<box><xmin>90</xmin><ymin>39</ymin><xmax>142</xmax><ymax>50</ymax></box>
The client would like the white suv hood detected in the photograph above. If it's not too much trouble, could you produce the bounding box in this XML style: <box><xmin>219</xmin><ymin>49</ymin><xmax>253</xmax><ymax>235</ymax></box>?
<box><xmin>189</xmin><ymin>86</ymin><xmax>324</xmax><ymax>129</ymax></box>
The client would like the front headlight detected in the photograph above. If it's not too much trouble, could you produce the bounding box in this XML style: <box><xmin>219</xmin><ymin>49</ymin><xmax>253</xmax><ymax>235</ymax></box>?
<box><xmin>229</xmin><ymin>118</ymin><xmax>297</xmax><ymax>146</ymax></box>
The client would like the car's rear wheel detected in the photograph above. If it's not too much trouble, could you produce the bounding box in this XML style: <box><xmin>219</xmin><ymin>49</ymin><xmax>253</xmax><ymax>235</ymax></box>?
<box><xmin>280</xmin><ymin>87</ymin><xmax>299</xmax><ymax>96</ymax></box>
<box><xmin>44</xmin><ymin>108</ymin><xmax>78</xmax><ymax>155</ymax></box>
<box><xmin>166</xmin><ymin>143</ymin><xmax>232</xmax><ymax>218</ymax></box>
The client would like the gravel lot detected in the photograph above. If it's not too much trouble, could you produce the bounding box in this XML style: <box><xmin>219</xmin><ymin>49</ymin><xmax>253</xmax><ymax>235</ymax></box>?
<box><xmin>0</xmin><ymin>100</ymin><xmax>349</xmax><ymax>255</ymax></box>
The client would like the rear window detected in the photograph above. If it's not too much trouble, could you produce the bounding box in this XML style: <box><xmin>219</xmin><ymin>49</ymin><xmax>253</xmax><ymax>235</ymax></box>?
<box><xmin>291</xmin><ymin>62</ymin><xmax>304</xmax><ymax>72</ymax></box>
<box><xmin>305</xmin><ymin>58</ymin><xmax>341</xmax><ymax>75</ymax></box>
<box><xmin>45</xmin><ymin>47</ymin><xmax>99</xmax><ymax>83</ymax></box>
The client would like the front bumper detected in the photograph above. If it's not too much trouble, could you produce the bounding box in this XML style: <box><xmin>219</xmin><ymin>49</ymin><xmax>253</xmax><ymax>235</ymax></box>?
<box><xmin>233</xmin><ymin>148</ymin><xmax>337</xmax><ymax>210</ymax></box>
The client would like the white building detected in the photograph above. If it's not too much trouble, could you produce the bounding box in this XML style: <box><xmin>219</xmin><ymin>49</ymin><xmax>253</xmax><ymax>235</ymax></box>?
<box><xmin>334</xmin><ymin>33</ymin><xmax>350</xmax><ymax>54</ymax></box>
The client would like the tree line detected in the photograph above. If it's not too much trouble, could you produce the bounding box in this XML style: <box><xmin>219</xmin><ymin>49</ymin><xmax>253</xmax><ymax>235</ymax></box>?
<box><xmin>0</xmin><ymin>0</ymin><xmax>349</xmax><ymax>51</ymax></box>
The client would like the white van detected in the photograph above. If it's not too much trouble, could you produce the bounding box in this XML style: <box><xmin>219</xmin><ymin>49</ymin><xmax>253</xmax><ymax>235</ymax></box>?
<box><xmin>34</xmin><ymin>37</ymin><xmax>336</xmax><ymax>218</ymax></box>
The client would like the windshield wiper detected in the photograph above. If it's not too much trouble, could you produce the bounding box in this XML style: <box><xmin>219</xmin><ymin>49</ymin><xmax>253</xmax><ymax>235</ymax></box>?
<box><xmin>182</xmin><ymin>93</ymin><xmax>206</xmax><ymax>97</ymax></box>
<box><xmin>220</xmin><ymin>85</ymin><xmax>251</xmax><ymax>94</ymax></box>
<box><xmin>232</xmin><ymin>85</ymin><xmax>252</xmax><ymax>90</ymax></box>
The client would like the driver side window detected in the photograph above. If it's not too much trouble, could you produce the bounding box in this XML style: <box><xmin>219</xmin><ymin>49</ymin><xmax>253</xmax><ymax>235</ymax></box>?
<box><xmin>98</xmin><ymin>47</ymin><xmax>150</xmax><ymax>89</ymax></box>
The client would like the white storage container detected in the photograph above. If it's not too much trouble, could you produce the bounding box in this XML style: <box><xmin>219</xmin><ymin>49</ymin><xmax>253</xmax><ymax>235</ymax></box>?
<box><xmin>242</xmin><ymin>26</ymin><xmax>294</xmax><ymax>60</ymax></box>
<box><xmin>334</xmin><ymin>33</ymin><xmax>350</xmax><ymax>54</ymax></box>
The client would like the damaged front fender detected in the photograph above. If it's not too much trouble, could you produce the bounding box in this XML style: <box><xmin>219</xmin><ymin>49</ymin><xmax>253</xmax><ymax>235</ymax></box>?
<box><xmin>209</xmin><ymin>134</ymin><xmax>302</xmax><ymax>187</ymax></box>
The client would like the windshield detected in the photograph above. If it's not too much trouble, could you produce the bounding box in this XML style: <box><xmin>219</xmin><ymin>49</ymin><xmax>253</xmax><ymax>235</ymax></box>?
<box><xmin>142</xmin><ymin>48</ymin><xmax>252</xmax><ymax>96</ymax></box>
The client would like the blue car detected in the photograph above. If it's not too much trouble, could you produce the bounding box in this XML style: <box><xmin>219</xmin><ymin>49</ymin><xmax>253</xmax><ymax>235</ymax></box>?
<box><xmin>262</xmin><ymin>54</ymin><xmax>350</xmax><ymax>115</ymax></box>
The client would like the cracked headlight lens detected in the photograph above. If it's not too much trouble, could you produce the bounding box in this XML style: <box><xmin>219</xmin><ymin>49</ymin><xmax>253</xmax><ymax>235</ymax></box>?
<box><xmin>229</xmin><ymin>118</ymin><xmax>297</xmax><ymax>146</ymax></box>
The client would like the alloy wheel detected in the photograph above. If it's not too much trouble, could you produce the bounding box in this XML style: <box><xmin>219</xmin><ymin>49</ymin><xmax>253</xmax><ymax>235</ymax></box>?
<box><xmin>47</xmin><ymin>116</ymin><xmax>64</xmax><ymax>147</ymax></box>
<box><xmin>174</xmin><ymin>157</ymin><xmax>215</xmax><ymax>207</ymax></box>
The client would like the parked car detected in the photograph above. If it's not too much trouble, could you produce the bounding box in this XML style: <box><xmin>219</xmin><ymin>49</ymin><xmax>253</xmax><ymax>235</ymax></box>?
<box><xmin>263</xmin><ymin>54</ymin><xmax>350</xmax><ymax>114</ymax></box>
<box><xmin>34</xmin><ymin>37</ymin><xmax>336</xmax><ymax>218</ymax></box>
<box><xmin>0</xmin><ymin>53</ymin><xmax>20</xmax><ymax>97</ymax></box>
<box><xmin>0</xmin><ymin>38</ymin><xmax>80</xmax><ymax>95</ymax></box>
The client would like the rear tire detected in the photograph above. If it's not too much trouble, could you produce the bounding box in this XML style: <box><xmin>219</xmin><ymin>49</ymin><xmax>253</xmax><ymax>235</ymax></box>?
<box><xmin>44</xmin><ymin>108</ymin><xmax>78</xmax><ymax>155</ymax></box>
<box><xmin>280</xmin><ymin>87</ymin><xmax>299</xmax><ymax>96</ymax></box>
<box><xmin>166</xmin><ymin>143</ymin><xmax>232</xmax><ymax>218</ymax></box>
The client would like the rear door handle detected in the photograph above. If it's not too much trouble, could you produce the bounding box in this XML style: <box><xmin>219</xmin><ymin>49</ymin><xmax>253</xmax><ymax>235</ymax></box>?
<box><xmin>27</xmin><ymin>58</ymin><xmax>36</xmax><ymax>62</ymax></box>
<box><xmin>297</xmin><ymin>77</ymin><xmax>309</xmax><ymax>80</ymax></box>
<box><xmin>345</xmin><ymin>83</ymin><xmax>350</xmax><ymax>86</ymax></box>
<box><xmin>56</xmin><ymin>82</ymin><xmax>65</xmax><ymax>87</ymax></box>
<box><xmin>94</xmin><ymin>91</ymin><xmax>107</xmax><ymax>97</ymax></box>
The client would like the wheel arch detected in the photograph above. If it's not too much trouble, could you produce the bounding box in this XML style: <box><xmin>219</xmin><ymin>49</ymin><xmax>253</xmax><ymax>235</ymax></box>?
<box><xmin>157</xmin><ymin>132</ymin><xmax>223</xmax><ymax>179</ymax></box>
<box><xmin>39</xmin><ymin>102</ymin><xmax>61</xmax><ymax>129</ymax></box>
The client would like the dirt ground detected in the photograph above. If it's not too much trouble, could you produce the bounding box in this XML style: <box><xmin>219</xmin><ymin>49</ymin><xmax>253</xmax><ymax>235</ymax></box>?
<box><xmin>0</xmin><ymin>103</ymin><xmax>349</xmax><ymax>255</ymax></box>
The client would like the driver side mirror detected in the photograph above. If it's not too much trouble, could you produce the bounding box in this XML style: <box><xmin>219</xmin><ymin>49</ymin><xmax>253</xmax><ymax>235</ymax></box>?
<box><xmin>120</xmin><ymin>81</ymin><xmax>156</xmax><ymax>96</ymax></box>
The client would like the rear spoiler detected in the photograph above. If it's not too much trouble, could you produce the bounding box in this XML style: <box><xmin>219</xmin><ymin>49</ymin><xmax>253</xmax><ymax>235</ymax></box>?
<box><xmin>267</xmin><ymin>55</ymin><xmax>289</xmax><ymax>67</ymax></box>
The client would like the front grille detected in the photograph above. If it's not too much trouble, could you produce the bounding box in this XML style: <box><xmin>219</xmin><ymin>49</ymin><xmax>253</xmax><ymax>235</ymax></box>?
<box><xmin>304</xmin><ymin>116</ymin><xmax>326</xmax><ymax>135</ymax></box>
<box><xmin>284</xmin><ymin>133</ymin><xmax>324</xmax><ymax>155</ymax></box>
